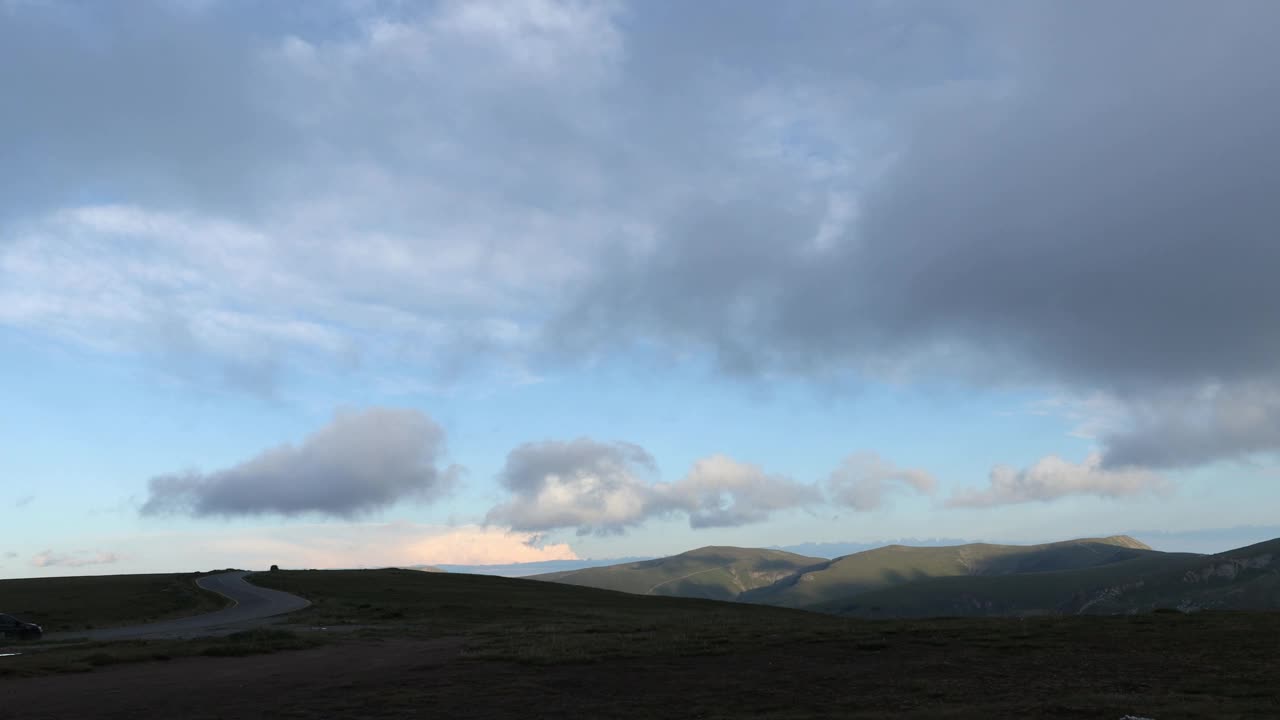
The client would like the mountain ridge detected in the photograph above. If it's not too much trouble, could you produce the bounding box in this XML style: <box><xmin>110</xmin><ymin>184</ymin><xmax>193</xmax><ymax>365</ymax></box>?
<box><xmin>739</xmin><ymin>535</ymin><xmax>1156</xmax><ymax>608</ymax></box>
<box><xmin>531</xmin><ymin>546</ymin><xmax>824</xmax><ymax>601</ymax></box>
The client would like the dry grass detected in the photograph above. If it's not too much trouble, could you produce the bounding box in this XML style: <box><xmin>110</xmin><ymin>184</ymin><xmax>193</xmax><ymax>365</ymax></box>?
<box><xmin>0</xmin><ymin>628</ymin><xmax>326</xmax><ymax>677</ymax></box>
<box><xmin>4</xmin><ymin>568</ymin><xmax>1278</xmax><ymax>718</ymax></box>
<box><xmin>0</xmin><ymin>572</ymin><xmax>229</xmax><ymax>632</ymax></box>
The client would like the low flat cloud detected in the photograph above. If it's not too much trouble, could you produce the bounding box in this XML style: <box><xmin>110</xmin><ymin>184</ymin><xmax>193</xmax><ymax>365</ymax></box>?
<box><xmin>201</xmin><ymin>523</ymin><xmax>579</xmax><ymax>568</ymax></box>
<box><xmin>825</xmin><ymin>452</ymin><xmax>937</xmax><ymax>511</ymax></box>
<box><xmin>32</xmin><ymin>550</ymin><xmax>119</xmax><ymax>568</ymax></box>
<box><xmin>141</xmin><ymin>407</ymin><xmax>460</xmax><ymax>518</ymax></box>
<box><xmin>401</xmin><ymin>527</ymin><xmax>578</xmax><ymax>566</ymax></box>
<box><xmin>487</xmin><ymin>438</ymin><xmax>817</xmax><ymax>534</ymax></box>
<box><xmin>947</xmin><ymin>454</ymin><xmax>1171</xmax><ymax>508</ymax></box>
<box><xmin>32</xmin><ymin>524</ymin><xmax>579</xmax><ymax>576</ymax></box>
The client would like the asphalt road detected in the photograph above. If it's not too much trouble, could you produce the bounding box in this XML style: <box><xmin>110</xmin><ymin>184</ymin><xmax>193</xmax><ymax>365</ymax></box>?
<box><xmin>51</xmin><ymin>571</ymin><xmax>311</xmax><ymax>642</ymax></box>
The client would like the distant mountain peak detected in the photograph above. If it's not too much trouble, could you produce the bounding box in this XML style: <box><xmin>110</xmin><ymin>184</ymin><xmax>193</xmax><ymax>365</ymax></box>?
<box><xmin>1093</xmin><ymin>535</ymin><xmax>1152</xmax><ymax>551</ymax></box>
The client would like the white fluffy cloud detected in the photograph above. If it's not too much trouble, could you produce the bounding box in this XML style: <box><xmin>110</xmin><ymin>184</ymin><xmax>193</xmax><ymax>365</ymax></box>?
<box><xmin>141</xmin><ymin>408</ymin><xmax>460</xmax><ymax>518</ymax></box>
<box><xmin>487</xmin><ymin>439</ymin><xmax>817</xmax><ymax>534</ymax></box>
<box><xmin>669</xmin><ymin>454</ymin><xmax>822</xmax><ymax>529</ymax></box>
<box><xmin>947</xmin><ymin>454</ymin><xmax>1171</xmax><ymax>508</ymax></box>
<box><xmin>486</xmin><ymin>439</ymin><xmax>659</xmax><ymax>534</ymax></box>
<box><xmin>825</xmin><ymin>452</ymin><xmax>937</xmax><ymax>511</ymax></box>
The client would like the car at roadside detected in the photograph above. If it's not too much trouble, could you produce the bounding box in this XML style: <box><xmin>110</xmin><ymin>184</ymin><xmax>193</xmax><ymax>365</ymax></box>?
<box><xmin>0</xmin><ymin>613</ymin><xmax>43</xmax><ymax>641</ymax></box>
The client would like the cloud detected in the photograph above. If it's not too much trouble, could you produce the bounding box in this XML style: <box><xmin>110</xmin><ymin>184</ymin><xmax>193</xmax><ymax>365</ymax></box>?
<box><xmin>667</xmin><ymin>454</ymin><xmax>821</xmax><ymax>529</ymax></box>
<box><xmin>1101</xmin><ymin>383</ymin><xmax>1280</xmax><ymax>469</ymax></box>
<box><xmin>141</xmin><ymin>407</ymin><xmax>459</xmax><ymax>518</ymax></box>
<box><xmin>402</xmin><ymin>526</ymin><xmax>578</xmax><ymax>566</ymax></box>
<box><xmin>947</xmin><ymin>454</ymin><xmax>1171</xmax><ymax>508</ymax></box>
<box><xmin>825</xmin><ymin>452</ymin><xmax>937</xmax><ymax>511</ymax></box>
<box><xmin>24</xmin><ymin>523</ymin><xmax>579</xmax><ymax>575</ymax></box>
<box><xmin>486</xmin><ymin>439</ymin><xmax>661</xmax><ymax>534</ymax></box>
<box><xmin>486</xmin><ymin>438</ymin><xmax>816</xmax><ymax>534</ymax></box>
<box><xmin>198</xmin><ymin>523</ymin><xmax>579</xmax><ymax>568</ymax></box>
<box><xmin>16</xmin><ymin>495</ymin><xmax>34</xmax><ymax>507</ymax></box>
<box><xmin>0</xmin><ymin>0</ymin><xmax>627</xmax><ymax>393</ymax></box>
<box><xmin>4</xmin><ymin>1</ymin><xmax>1278</xmax><ymax>470</ymax></box>
<box><xmin>32</xmin><ymin>550</ymin><xmax>120</xmax><ymax>568</ymax></box>
<box><xmin>546</xmin><ymin>1</ymin><xmax>1280</xmax><ymax>468</ymax></box>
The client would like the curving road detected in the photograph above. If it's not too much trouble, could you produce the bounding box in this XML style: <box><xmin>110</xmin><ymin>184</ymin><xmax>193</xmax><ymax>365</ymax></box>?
<box><xmin>49</xmin><ymin>571</ymin><xmax>311</xmax><ymax>642</ymax></box>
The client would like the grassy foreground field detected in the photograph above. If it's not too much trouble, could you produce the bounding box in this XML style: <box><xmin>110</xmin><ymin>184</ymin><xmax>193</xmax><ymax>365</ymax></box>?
<box><xmin>3</xmin><ymin>569</ymin><xmax>1279</xmax><ymax>719</ymax></box>
<box><xmin>252</xmin><ymin>569</ymin><xmax>1280</xmax><ymax>717</ymax></box>
<box><xmin>0</xmin><ymin>572</ymin><xmax>229</xmax><ymax>633</ymax></box>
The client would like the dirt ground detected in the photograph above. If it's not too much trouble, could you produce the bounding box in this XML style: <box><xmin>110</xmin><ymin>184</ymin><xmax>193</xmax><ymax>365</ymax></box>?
<box><xmin>2</xmin><ymin>623</ymin><xmax>1277</xmax><ymax>720</ymax></box>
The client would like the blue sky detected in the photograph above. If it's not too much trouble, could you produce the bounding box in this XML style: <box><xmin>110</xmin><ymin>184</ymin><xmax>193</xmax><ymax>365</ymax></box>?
<box><xmin>4</xmin><ymin>0</ymin><xmax>1280</xmax><ymax>578</ymax></box>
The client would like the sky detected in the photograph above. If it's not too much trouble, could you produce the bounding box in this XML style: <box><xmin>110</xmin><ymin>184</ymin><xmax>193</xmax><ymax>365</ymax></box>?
<box><xmin>4</xmin><ymin>0</ymin><xmax>1280</xmax><ymax>579</ymax></box>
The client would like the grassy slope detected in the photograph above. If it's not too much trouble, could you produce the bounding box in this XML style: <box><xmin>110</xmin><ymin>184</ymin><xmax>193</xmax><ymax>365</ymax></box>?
<box><xmin>251</xmin><ymin>568</ymin><xmax>1280</xmax><ymax>719</ymax></box>
<box><xmin>825</xmin><ymin>551</ymin><xmax>1191</xmax><ymax>617</ymax></box>
<box><xmin>251</xmin><ymin>567</ymin><xmax>841</xmax><ymax>663</ymax></box>
<box><xmin>827</xmin><ymin>539</ymin><xmax>1280</xmax><ymax>617</ymax></box>
<box><xmin>0</xmin><ymin>628</ymin><xmax>325</xmax><ymax>678</ymax></box>
<box><xmin>0</xmin><ymin>572</ymin><xmax>229</xmax><ymax>632</ymax></box>
<box><xmin>741</xmin><ymin>536</ymin><xmax>1159</xmax><ymax>609</ymax></box>
<box><xmin>1085</xmin><ymin>536</ymin><xmax>1280</xmax><ymax>613</ymax></box>
<box><xmin>530</xmin><ymin>546</ymin><xmax>825</xmax><ymax>601</ymax></box>
<box><xmin>7</xmin><ymin>568</ymin><xmax>1280</xmax><ymax>717</ymax></box>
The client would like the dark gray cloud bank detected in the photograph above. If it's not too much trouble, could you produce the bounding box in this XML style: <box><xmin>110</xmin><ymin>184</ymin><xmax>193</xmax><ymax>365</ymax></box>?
<box><xmin>3</xmin><ymin>1</ymin><xmax>1279</xmax><ymax>480</ymax></box>
<box><xmin>142</xmin><ymin>408</ymin><xmax>459</xmax><ymax>518</ymax></box>
<box><xmin>550</xmin><ymin>1</ymin><xmax>1280</xmax><ymax>471</ymax></box>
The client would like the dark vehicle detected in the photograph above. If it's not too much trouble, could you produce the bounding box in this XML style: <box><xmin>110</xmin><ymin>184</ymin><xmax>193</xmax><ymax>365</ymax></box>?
<box><xmin>0</xmin><ymin>613</ymin><xmax>43</xmax><ymax>641</ymax></box>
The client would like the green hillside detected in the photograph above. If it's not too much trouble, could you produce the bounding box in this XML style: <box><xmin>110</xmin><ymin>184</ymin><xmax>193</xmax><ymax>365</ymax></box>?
<box><xmin>825</xmin><ymin>538</ymin><xmax>1280</xmax><ymax>618</ymax></box>
<box><xmin>531</xmin><ymin>536</ymin><xmax>1280</xmax><ymax>618</ymax></box>
<box><xmin>0</xmin><ymin>572</ymin><xmax>229</xmax><ymax>632</ymax></box>
<box><xmin>532</xmin><ymin>546</ymin><xmax>824</xmax><ymax>601</ymax></box>
<box><xmin>1080</xmin><ymin>536</ymin><xmax>1280</xmax><ymax>614</ymax></box>
<box><xmin>740</xmin><ymin>535</ymin><xmax>1156</xmax><ymax>609</ymax></box>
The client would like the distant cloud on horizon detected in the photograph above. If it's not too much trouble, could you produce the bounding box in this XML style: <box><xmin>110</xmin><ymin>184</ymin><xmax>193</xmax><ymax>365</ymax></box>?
<box><xmin>31</xmin><ymin>550</ymin><xmax>120</xmax><ymax>568</ymax></box>
<box><xmin>108</xmin><ymin>523</ymin><xmax>578</xmax><ymax>573</ymax></box>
